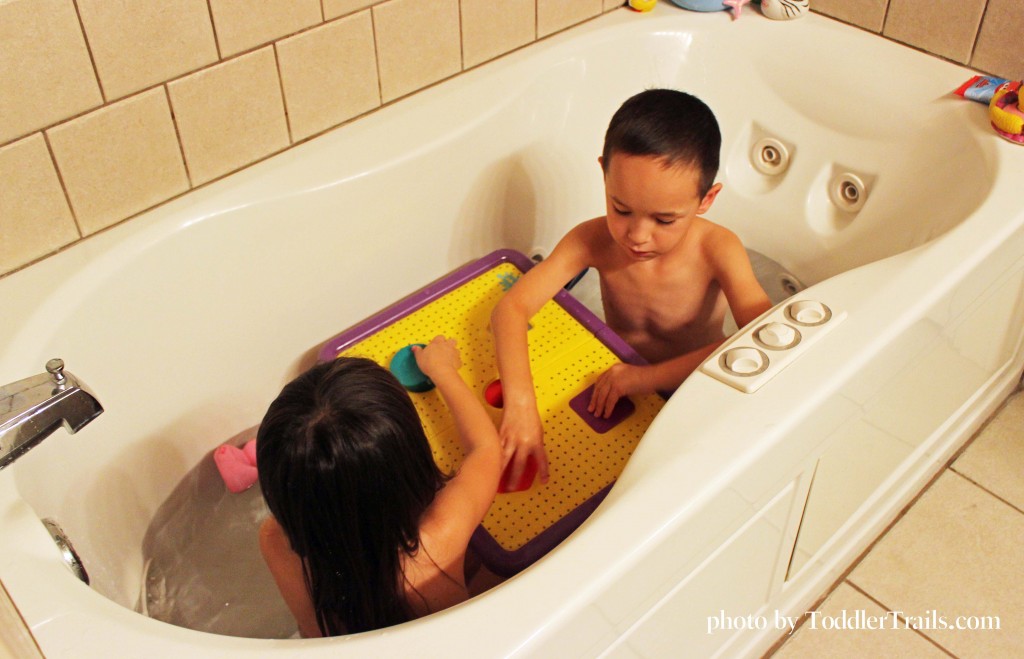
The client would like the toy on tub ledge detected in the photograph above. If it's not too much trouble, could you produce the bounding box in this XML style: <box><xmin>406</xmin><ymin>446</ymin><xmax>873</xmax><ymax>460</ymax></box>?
<box><xmin>990</xmin><ymin>80</ymin><xmax>1024</xmax><ymax>144</ymax></box>
<box><xmin>628</xmin><ymin>0</ymin><xmax>657</xmax><ymax>12</ymax></box>
<box><xmin>668</xmin><ymin>0</ymin><xmax>759</xmax><ymax>20</ymax></box>
<box><xmin>759</xmin><ymin>0</ymin><xmax>809</xmax><ymax>20</ymax></box>
<box><xmin>667</xmin><ymin>1</ymin><xmax>727</xmax><ymax>12</ymax></box>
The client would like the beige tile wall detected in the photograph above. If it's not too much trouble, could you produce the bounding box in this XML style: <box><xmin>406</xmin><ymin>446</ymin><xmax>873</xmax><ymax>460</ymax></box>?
<box><xmin>813</xmin><ymin>0</ymin><xmax>1024</xmax><ymax>80</ymax></box>
<box><xmin>2</xmin><ymin>0</ymin><xmax>1021</xmax><ymax>278</ymax></box>
<box><xmin>0</xmin><ymin>0</ymin><xmax>624</xmax><ymax>277</ymax></box>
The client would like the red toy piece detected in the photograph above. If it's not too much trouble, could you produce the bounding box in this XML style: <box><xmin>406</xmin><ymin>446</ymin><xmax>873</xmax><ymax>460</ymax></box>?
<box><xmin>484</xmin><ymin>379</ymin><xmax>504</xmax><ymax>408</ymax></box>
<box><xmin>499</xmin><ymin>455</ymin><xmax>538</xmax><ymax>493</ymax></box>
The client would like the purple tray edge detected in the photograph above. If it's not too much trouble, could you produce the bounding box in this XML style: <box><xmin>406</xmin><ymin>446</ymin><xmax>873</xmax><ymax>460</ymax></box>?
<box><xmin>470</xmin><ymin>484</ymin><xmax>611</xmax><ymax>577</ymax></box>
<box><xmin>317</xmin><ymin>248</ymin><xmax>648</xmax><ymax>367</ymax></box>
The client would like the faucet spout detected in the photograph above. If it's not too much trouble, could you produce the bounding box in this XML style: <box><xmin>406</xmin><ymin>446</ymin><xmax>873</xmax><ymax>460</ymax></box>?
<box><xmin>0</xmin><ymin>359</ymin><xmax>103</xmax><ymax>470</ymax></box>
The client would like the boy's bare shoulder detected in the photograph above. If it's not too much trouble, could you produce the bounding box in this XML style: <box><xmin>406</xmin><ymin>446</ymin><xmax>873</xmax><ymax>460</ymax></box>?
<box><xmin>695</xmin><ymin>216</ymin><xmax>743</xmax><ymax>259</ymax></box>
<box><xmin>568</xmin><ymin>216</ymin><xmax>611</xmax><ymax>242</ymax></box>
<box><xmin>564</xmin><ymin>216</ymin><xmax>615</xmax><ymax>261</ymax></box>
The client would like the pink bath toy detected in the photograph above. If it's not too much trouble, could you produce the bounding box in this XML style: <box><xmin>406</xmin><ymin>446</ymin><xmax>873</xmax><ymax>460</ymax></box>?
<box><xmin>243</xmin><ymin>437</ymin><xmax>257</xmax><ymax>465</ymax></box>
<box><xmin>214</xmin><ymin>439</ymin><xmax>258</xmax><ymax>493</ymax></box>
<box><xmin>723</xmin><ymin>0</ymin><xmax>751</xmax><ymax>19</ymax></box>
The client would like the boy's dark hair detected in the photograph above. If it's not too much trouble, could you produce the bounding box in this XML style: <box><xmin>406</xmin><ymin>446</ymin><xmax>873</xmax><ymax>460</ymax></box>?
<box><xmin>257</xmin><ymin>357</ymin><xmax>448</xmax><ymax>636</ymax></box>
<box><xmin>602</xmin><ymin>88</ymin><xmax>721</xmax><ymax>197</ymax></box>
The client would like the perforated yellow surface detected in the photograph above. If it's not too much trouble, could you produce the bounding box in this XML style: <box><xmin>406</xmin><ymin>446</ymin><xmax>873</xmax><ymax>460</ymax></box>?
<box><xmin>335</xmin><ymin>262</ymin><xmax>664</xmax><ymax>551</ymax></box>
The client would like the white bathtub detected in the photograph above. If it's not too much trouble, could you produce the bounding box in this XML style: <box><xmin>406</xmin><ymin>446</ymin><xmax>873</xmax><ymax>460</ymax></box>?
<box><xmin>3</xmin><ymin>5</ymin><xmax>1024</xmax><ymax>657</ymax></box>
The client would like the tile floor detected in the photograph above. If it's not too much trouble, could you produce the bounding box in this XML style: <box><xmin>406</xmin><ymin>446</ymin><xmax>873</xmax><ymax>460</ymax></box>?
<box><xmin>769</xmin><ymin>388</ymin><xmax>1024</xmax><ymax>658</ymax></box>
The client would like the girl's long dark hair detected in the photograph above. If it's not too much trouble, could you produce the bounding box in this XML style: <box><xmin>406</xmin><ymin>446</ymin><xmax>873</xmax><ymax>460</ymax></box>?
<box><xmin>257</xmin><ymin>357</ymin><xmax>448</xmax><ymax>636</ymax></box>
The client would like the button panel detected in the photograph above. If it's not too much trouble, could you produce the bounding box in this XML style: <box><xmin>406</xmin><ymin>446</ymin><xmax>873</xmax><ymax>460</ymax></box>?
<box><xmin>701</xmin><ymin>299</ymin><xmax>845</xmax><ymax>393</ymax></box>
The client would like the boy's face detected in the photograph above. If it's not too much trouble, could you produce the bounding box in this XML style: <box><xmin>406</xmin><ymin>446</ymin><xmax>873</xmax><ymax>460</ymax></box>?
<box><xmin>601</xmin><ymin>153</ymin><xmax>721</xmax><ymax>262</ymax></box>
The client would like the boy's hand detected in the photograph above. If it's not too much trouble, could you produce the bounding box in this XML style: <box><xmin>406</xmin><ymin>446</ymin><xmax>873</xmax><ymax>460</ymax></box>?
<box><xmin>589</xmin><ymin>363</ymin><xmax>647</xmax><ymax>419</ymax></box>
<box><xmin>499</xmin><ymin>404</ymin><xmax>550</xmax><ymax>487</ymax></box>
<box><xmin>412</xmin><ymin>336</ymin><xmax>462</xmax><ymax>380</ymax></box>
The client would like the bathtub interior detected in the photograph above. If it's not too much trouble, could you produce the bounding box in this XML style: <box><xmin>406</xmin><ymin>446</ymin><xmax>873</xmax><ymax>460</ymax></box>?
<box><xmin>0</xmin><ymin>8</ymin><xmax>999</xmax><ymax>642</ymax></box>
<box><xmin>136</xmin><ymin>443</ymin><xmax>294</xmax><ymax>638</ymax></box>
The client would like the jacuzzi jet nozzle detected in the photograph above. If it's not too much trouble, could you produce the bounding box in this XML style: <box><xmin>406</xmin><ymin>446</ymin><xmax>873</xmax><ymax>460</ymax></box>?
<box><xmin>751</xmin><ymin>137</ymin><xmax>791</xmax><ymax>176</ymax></box>
<box><xmin>830</xmin><ymin>173</ymin><xmax>868</xmax><ymax>212</ymax></box>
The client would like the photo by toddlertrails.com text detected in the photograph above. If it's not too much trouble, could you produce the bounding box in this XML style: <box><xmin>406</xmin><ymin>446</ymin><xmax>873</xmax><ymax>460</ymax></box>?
<box><xmin>706</xmin><ymin>609</ymin><xmax>1002</xmax><ymax>636</ymax></box>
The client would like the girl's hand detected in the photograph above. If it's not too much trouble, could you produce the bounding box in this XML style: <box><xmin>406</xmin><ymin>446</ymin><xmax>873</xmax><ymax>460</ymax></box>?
<box><xmin>499</xmin><ymin>402</ymin><xmax>550</xmax><ymax>487</ymax></box>
<box><xmin>412</xmin><ymin>335</ymin><xmax>462</xmax><ymax>380</ymax></box>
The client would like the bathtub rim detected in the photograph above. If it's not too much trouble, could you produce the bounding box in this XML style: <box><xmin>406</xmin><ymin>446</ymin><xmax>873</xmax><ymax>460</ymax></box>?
<box><xmin>2</xmin><ymin>3</ymin><xmax>1024</xmax><ymax>656</ymax></box>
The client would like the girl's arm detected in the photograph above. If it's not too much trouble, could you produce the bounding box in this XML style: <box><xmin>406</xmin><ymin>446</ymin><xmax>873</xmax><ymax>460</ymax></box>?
<box><xmin>414</xmin><ymin>337</ymin><xmax>502</xmax><ymax>538</ymax></box>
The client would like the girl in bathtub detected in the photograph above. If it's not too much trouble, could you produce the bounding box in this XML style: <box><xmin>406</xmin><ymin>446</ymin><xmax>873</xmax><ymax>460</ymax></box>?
<box><xmin>256</xmin><ymin>336</ymin><xmax>503</xmax><ymax>637</ymax></box>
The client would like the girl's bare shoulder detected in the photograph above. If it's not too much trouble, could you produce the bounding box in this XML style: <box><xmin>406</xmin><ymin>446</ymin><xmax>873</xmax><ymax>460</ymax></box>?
<box><xmin>258</xmin><ymin>515</ymin><xmax>292</xmax><ymax>557</ymax></box>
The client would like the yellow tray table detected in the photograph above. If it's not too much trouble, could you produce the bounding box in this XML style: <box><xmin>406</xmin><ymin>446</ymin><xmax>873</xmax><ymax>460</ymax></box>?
<box><xmin>317</xmin><ymin>250</ymin><xmax>664</xmax><ymax>575</ymax></box>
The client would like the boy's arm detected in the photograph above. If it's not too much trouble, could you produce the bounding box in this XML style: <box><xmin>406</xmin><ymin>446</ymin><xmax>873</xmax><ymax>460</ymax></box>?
<box><xmin>709</xmin><ymin>228</ymin><xmax>773</xmax><ymax>329</ymax></box>
<box><xmin>588</xmin><ymin>342</ymin><xmax>722</xmax><ymax>418</ymax></box>
<box><xmin>490</xmin><ymin>224</ymin><xmax>595</xmax><ymax>487</ymax></box>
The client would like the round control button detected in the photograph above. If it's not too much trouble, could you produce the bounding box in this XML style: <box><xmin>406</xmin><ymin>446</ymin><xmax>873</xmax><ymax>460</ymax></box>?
<box><xmin>756</xmin><ymin>322</ymin><xmax>798</xmax><ymax>349</ymax></box>
<box><xmin>787</xmin><ymin>300</ymin><xmax>831</xmax><ymax>325</ymax></box>
<box><xmin>723</xmin><ymin>347</ymin><xmax>767</xmax><ymax>375</ymax></box>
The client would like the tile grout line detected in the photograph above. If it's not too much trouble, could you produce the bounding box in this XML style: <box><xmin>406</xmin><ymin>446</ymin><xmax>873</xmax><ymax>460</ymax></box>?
<box><xmin>768</xmin><ymin>389</ymin><xmax>1024</xmax><ymax>656</ymax></box>
<box><xmin>205</xmin><ymin>0</ymin><xmax>223</xmax><ymax>61</ymax></box>
<box><xmin>270</xmin><ymin>44</ymin><xmax>294</xmax><ymax>145</ymax></box>
<box><xmin>966</xmin><ymin>0</ymin><xmax>993</xmax><ymax>67</ymax></box>
<box><xmin>163</xmin><ymin>85</ymin><xmax>195</xmax><ymax>189</ymax></box>
<box><xmin>946</xmin><ymin>467</ymin><xmax>1024</xmax><ymax>516</ymax></box>
<box><xmin>40</xmin><ymin>131</ymin><xmax>84</xmax><ymax>239</ymax></box>
<box><xmin>844</xmin><ymin>580</ymin><xmax>959</xmax><ymax>658</ymax></box>
<box><xmin>70</xmin><ymin>0</ymin><xmax>107</xmax><ymax>104</ymax></box>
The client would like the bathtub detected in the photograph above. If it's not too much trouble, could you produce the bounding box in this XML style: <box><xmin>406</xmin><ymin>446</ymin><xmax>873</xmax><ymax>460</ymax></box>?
<box><xmin>2</xmin><ymin>4</ymin><xmax>1024</xmax><ymax>657</ymax></box>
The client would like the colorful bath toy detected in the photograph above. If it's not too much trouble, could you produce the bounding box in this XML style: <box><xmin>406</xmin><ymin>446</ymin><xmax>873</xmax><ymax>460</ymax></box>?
<box><xmin>389</xmin><ymin>343</ymin><xmax>434</xmax><ymax>392</ymax></box>
<box><xmin>989</xmin><ymin>80</ymin><xmax>1024</xmax><ymax>144</ymax></box>
<box><xmin>318</xmin><ymin>249</ymin><xmax>665</xmax><ymax>575</ymax></box>
<box><xmin>760</xmin><ymin>0</ymin><xmax>809</xmax><ymax>20</ymax></box>
<box><xmin>668</xmin><ymin>0</ymin><xmax>727</xmax><ymax>11</ymax></box>
<box><xmin>723</xmin><ymin>0</ymin><xmax>751</xmax><ymax>19</ymax></box>
<box><xmin>628</xmin><ymin>0</ymin><xmax>658</xmax><ymax>11</ymax></box>
<box><xmin>484</xmin><ymin>379</ymin><xmax>504</xmax><ymax>408</ymax></box>
<box><xmin>955</xmin><ymin>74</ymin><xmax>1009</xmax><ymax>104</ymax></box>
<box><xmin>214</xmin><ymin>438</ymin><xmax>258</xmax><ymax>493</ymax></box>
<box><xmin>569</xmin><ymin>385</ymin><xmax>636</xmax><ymax>434</ymax></box>
<box><xmin>499</xmin><ymin>455</ymin><xmax>539</xmax><ymax>493</ymax></box>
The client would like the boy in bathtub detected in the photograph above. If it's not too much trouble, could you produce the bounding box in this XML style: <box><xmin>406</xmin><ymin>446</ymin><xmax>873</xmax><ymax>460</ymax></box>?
<box><xmin>492</xmin><ymin>89</ymin><xmax>772</xmax><ymax>489</ymax></box>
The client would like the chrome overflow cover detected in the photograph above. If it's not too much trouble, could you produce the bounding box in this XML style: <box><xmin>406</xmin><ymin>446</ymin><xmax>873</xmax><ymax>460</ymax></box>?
<box><xmin>42</xmin><ymin>518</ymin><xmax>89</xmax><ymax>585</ymax></box>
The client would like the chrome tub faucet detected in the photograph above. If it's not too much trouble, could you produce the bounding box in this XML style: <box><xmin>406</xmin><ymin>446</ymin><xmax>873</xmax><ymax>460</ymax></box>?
<box><xmin>0</xmin><ymin>359</ymin><xmax>103</xmax><ymax>470</ymax></box>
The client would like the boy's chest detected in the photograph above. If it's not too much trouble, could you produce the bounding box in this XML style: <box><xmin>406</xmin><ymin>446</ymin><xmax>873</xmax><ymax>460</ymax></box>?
<box><xmin>598</xmin><ymin>263</ymin><xmax>723</xmax><ymax>332</ymax></box>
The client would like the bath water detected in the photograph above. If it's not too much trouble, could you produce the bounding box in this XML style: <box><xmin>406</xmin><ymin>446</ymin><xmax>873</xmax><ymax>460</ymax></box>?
<box><xmin>136</xmin><ymin>442</ymin><xmax>295</xmax><ymax>639</ymax></box>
